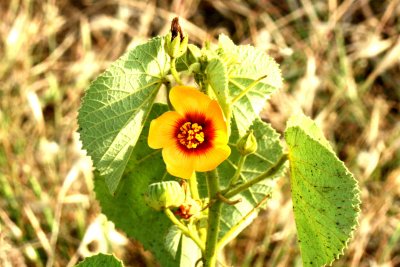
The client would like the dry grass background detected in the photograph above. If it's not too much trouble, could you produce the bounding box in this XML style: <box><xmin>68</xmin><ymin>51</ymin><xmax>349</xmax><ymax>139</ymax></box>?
<box><xmin>0</xmin><ymin>0</ymin><xmax>399</xmax><ymax>266</ymax></box>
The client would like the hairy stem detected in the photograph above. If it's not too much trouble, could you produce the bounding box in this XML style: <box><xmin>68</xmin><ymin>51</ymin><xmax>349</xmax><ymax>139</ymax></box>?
<box><xmin>204</xmin><ymin>170</ymin><xmax>222</xmax><ymax>267</ymax></box>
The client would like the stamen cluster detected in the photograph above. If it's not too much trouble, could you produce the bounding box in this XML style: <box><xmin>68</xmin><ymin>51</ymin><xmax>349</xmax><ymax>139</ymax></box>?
<box><xmin>177</xmin><ymin>122</ymin><xmax>205</xmax><ymax>149</ymax></box>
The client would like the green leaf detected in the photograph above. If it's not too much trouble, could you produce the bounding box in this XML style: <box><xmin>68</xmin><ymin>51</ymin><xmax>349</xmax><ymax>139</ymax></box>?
<box><xmin>206</xmin><ymin>57</ymin><xmax>230</xmax><ymax>118</ymax></box>
<box><xmin>218</xmin><ymin>34</ymin><xmax>283</xmax><ymax>135</ymax></box>
<box><xmin>75</xmin><ymin>254</ymin><xmax>123</xmax><ymax>267</ymax></box>
<box><xmin>284</xmin><ymin>114</ymin><xmax>361</xmax><ymax>267</ymax></box>
<box><xmin>198</xmin><ymin>119</ymin><xmax>287</xmax><ymax>244</ymax></box>
<box><xmin>78</xmin><ymin>36</ymin><xmax>169</xmax><ymax>194</ymax></box>
<box><xmin>94</xmin><ymin>104</ymin><xmax>201</xmax><ymax>267</ymax></box>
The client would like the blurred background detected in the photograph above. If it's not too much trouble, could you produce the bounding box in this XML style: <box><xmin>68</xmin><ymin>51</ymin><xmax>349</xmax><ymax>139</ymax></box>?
<box><xmin>0</xmin><ymin>0</ymin><xmax>399</xmax><ymax>266</ymax></box>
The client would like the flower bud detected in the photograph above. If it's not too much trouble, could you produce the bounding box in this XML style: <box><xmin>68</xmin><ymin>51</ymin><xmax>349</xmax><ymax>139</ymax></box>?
<box><xmin>144</xmin><ymin>181</ymin><xmax>185</xmax><ymax>211</ymax></box>
<box><xmin>165</xmin><ymin>17</ymin><xmax>188</xmax><ymax>58</ymax></box>
<box><xmin>237</xmin><ymin>130</ymin><xmax>258</xmax><ymax>156</ymax></box>
<box><xmin>165</xmin><ymin>32</ymin><xmax>188</xmax><ymax>59</ymax></box>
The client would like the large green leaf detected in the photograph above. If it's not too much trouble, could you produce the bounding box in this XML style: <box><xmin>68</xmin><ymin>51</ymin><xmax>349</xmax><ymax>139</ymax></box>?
<box><xmin>94</xmin><ymin>104</ymin><xmax>201</xmax><ymax>267</ymax></box>
<box><xmin>78</xmin><ymin>37</ymin><xmax>169</xmax><ymax>194</ymax></box>
<box><xmin>284</xmin><ymin>114</ymin><xmax>361</xmax><ymax>267</ymax></box>
<box><xmin>198</xmin><ymin>119</ymin><xmax>287</xmax><ymax>244</ymax></box>
<box><xmin>218</xmin><ymin>34</ymin><xmax>283</xmax><ymax>135</ymax></box>
<box><xmin>75</xmin><ymin>253</ymin><xmax>123</xmax><ymax>267</ymax></box>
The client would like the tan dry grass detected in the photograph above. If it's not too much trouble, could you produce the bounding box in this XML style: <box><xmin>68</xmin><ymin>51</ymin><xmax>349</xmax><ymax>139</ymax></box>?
<box><xmin>0</xmin><ymin>0</ymin><xmax>399</xmax><ymax>266</ymax></box>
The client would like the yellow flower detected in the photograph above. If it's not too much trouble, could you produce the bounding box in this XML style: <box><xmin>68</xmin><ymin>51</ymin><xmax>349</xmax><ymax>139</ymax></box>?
<box><xmin>148</xmin><ymin>86</ymin><xmax>231</xmax><ymax>179</ymax></box>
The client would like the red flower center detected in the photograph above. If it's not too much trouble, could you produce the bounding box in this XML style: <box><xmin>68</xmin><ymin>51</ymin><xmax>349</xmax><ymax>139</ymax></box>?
<box><xmin>177</xmin><ymin>122</ymin><xmax>205</xmax><ymax>149</ymax></box>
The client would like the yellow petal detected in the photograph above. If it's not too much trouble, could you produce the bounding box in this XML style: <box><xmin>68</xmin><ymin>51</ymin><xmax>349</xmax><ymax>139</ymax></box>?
<box><xmin>162</xmin><ymin>145</ymin><xmax>195</xmax><ymax>179</ymax></box>
<box><xmin>194</xmin><ymin>144</ymin><xmax>231</xmax><ymax>172</ymax></box>
<box><xmin>170</xmin><ymin>86</ymin><xmax>212</xmax><ymax>115</ymax></box>
<box><xmin>212</xmin><ymin>129</ymin><xmax>229</xmax><ymax>146</ymax></box>
<box><xmin>205</xmin><ymin>99</ymin><xmax>228</xmax><ymax>137</ymax></box>
<box><xmin>148</xmin><ymin>111</ymin><xmax>182</xmax><ymax>149</ymax></box>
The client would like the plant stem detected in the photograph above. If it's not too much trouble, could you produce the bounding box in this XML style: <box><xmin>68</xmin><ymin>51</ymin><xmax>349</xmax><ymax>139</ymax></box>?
<box><xmin>164</xmin><ymin>209</ymin><xmax>205</xmax><ymax>253</ymax></box>
<box><xmin>170</xmin><ymin>57</ymin><xmax>183</xmax><ymax>85</ymax></box>
<box><xmin>189</xmin><ymin>173</ymin><xmax>200</xmax><ymax>200</ymax></box>
<box><xmin>204</xmin><ymin>170</ymin><xmax>222</xmax><ymax>267</ymax></box>
<box><xmin>224</xmin><ymin>153</ymin><xmax>288</xmax><ymax>199</ymax></box>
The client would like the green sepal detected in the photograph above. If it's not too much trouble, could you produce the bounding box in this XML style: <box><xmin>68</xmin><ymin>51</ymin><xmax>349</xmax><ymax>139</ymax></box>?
<box><xmin>144</xmin><ymin>181</ymin><xmax>185</xmax><ymax>211</ymax></box>
<box><xmin>165</xmin><ymin>32</ymin><xmax>188</xmax><ymax>58</ymax></box>
<box><xmin>236</xmin><ymin>129</ymin><xmax>257</xmax><ymax>156</ymax></box>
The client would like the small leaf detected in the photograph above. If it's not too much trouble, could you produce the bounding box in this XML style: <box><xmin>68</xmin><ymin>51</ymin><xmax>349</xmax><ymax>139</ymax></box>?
<box><xmin>206</xmin><ymin>57</ymin><xmax>230</xmax><ymax>118</ymax></box>
<box><xmin>218</xmin><ymin>34</ymin><xmax>283</xmax><ymax>135</ymax></box>
<box><xmin>285</xmin><ymin>114</ymin><xmax>361</xmax><ymax>267</ymax></box>
<box><xmin>78</xmin><ymin>36</ymin><xmax>169</xmax><ymax>194</ymax></box>
<box><xmin>75</xmin><ymin>253</ymin><xmax>123</xmax><ymax>267</ymax></box>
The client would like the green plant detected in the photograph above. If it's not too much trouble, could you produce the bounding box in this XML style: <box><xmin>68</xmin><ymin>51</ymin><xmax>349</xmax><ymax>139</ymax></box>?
<box><xmin>77</xmin><ymin>18</ymin><xmax>360</xmax><ymax>267</ymax></box>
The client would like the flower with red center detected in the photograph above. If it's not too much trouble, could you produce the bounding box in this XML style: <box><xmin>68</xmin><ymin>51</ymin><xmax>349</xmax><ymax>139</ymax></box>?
<box><xmin>148</xmin><ymin>86</ymin><xmax>231</xmax><ymax>179</ymax></box>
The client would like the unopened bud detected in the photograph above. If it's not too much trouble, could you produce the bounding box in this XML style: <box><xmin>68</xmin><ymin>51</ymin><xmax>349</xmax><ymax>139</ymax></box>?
<box><xmin>144</xmin><ymin>181</ymin><xmax>185</xmax><ymax>211</ymax></box>
<box><xmin>237</xmin><ymin>130</ymin><xmax>258</xmax><ymax>155</ymax></box>
<box><xmin>165</xmin><ymin>17</ymin><xmax>188</xmax><ymax>58</ymax></box>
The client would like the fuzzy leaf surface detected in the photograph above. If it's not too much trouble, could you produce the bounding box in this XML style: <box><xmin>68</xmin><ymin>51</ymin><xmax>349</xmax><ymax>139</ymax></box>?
<box><xmin>78</xmin><ymin>37</ymin><xmax>169</xmax><ymax>194</ymax></box>
<box><xmin>285</xmin><ymin>114</ymin><xmax>361</xmax><ymax>267</ymax></box>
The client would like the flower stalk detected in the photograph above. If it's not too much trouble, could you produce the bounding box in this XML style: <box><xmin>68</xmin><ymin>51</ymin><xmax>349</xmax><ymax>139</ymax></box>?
<box><xmin>170</xmin><ymin>57</ymin><xmax>183</xmax><ymax>85</ymax></box>
<box><xmin>189</xmin><ymin>173</ymin><xmax>200</xmax><ymax>200</ymax></box>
